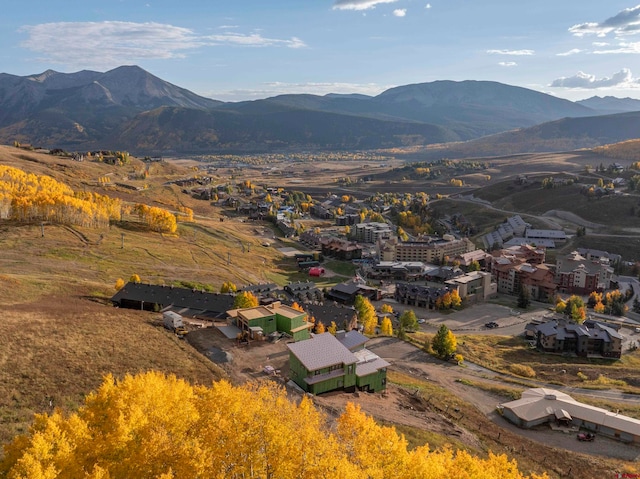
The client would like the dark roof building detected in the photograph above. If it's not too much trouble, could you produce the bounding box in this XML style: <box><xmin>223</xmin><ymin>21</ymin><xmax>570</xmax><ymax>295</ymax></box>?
<box><xmin>111</xmin><ymin>282</ymin><xmax>235</xmax><ymax>319</ymax></box>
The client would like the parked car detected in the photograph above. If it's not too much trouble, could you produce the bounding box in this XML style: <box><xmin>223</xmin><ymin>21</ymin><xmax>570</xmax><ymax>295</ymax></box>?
<box><xmin>577</xmin><ymin>432</ymin><xmax>595</xmax><ymax>442</ymax></box>
<box><xmin>485</xmin><ymin>322</ymin><xmax>499</xmax><ymax>329</ymax></box>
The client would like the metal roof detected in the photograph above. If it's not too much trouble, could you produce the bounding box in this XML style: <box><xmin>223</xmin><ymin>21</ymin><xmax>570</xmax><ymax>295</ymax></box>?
<box><xmin>287</xmin><ymin>333</ymin><xmax>358</xmax><ymax>371</ymax></box>
<box><xmin>500</xmin><ymin>388</ymin><xmax>640</xmax><ymax>437</ymax></box>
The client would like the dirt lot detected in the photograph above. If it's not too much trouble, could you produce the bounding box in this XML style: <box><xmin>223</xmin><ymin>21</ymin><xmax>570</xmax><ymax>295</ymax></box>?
<box><xmin>185</xmin><ymin>325</ymin><xmax>640</xmax><ymax>464</ymax></box>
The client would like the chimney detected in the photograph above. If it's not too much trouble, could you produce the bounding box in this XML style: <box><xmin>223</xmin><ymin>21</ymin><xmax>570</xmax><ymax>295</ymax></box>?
<box><xmin>336</xmin><ymin>330</ymin><xmax>346</xmax><ymax>341</ymax></box>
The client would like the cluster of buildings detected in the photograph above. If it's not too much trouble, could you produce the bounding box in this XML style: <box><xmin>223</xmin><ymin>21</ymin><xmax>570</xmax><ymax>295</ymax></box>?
<box><xmin>481</xmin><ymin>215</ymin><xmax>567</xmax><ymax>249</ymax></box>
<box><xmin>111</xmin><ymin>281</ymin><xmax>389</xmax><ymax>396</ymax></box>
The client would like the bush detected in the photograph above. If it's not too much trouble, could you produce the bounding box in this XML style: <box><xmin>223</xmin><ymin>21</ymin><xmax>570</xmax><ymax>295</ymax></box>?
<box><xmin>509</xmin><ymin>363</ymin><xmax>536</xmax><ymax>378</ymax></box>
<box><xmin>577</xmin><ymin>371</ymin><xmax>588</xmax><ymax>381</ymax></box>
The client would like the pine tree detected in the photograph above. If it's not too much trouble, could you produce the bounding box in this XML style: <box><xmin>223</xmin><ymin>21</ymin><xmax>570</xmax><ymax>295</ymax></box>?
<box><xmin>517</xmin><ymin>285</ymin><xmax>530</xmax><ymax>309</ymax></box>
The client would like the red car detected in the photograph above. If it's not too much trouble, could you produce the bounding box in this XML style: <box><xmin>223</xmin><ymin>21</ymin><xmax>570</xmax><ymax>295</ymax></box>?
<box><xmin>577</xmin><ymin>432</ymin><xmax>595</xmax><ymax>442</ymax></box>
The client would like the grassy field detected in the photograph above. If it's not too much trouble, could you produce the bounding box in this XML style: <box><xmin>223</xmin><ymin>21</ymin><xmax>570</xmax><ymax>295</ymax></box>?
<box><xmin>453</xmin><ymin>334</ymin><xmax>640</xmax><ymax>394</ymax></box>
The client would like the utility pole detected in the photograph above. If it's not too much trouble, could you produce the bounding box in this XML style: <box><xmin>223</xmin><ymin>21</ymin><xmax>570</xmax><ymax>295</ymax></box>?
<box><xmin>41</xmin><ymin>222</ymin><xmax>45</xmax><ymax>238</ymax></box>
<box><xmin>121</xmin><ymin>233</ymin><xmax>125</xmax><ymax>249</ymax></box>
<box><xmin>227</xmin><ymin>252</ymin><xmax>231</xmax><ymax>265</ymax></box>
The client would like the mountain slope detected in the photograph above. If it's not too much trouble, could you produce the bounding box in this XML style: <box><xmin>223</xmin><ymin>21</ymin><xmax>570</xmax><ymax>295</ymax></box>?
<box><xmin>113</xmin><ymin>106</ymin><xmax>460</xmax><ymax>154</ymax></box>
<box><xmin>0</xmin><ymin>66</ymin><xmax>614</xmax><ymax>153</ymax></box>
<box><xmin>417</xmin><ymin>110</ymin><xmax>640</xmax><ymax>159</ymax></box>
<box><xmin>0</xmin><ymin>66</ymin><xmax>222</xmax><ymax>147</ymax></box>
<box><xmin>576</xmin><ymin>96</ymin><xmax>640</xmax><ymax>114</ymax></box>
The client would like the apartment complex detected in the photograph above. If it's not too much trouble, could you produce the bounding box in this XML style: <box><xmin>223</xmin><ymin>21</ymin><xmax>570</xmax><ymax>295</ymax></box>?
<box><xmin>555</xmin><ymin>251</ymin><xmax>614</xmax><ymax>295</ymax></box>
<box><xmin>381</xmin><ymin>235</ymin><xmax>474</xmax><ymax>263</ymax></box>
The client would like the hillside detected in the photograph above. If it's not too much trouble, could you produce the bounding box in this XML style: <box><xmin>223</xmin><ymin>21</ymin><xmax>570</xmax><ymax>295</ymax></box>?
<box><xmin>0</xmin><ymin>66</ymin><xmax>603</xmax><ymax>154</ymax></box>
<box><xmin>577</xmin><ymin>96</ymin><xmax>640</xmax><ymax>114</ymax></box>
<box><xmin>408</xmin><ymin>111</ymin><xmax>640</xmax><ymax>160</ymax></box>
<box><xmin>0</xmin><ymin>145</ymin><xmax>292</xmax><ymax>443</ymax></box>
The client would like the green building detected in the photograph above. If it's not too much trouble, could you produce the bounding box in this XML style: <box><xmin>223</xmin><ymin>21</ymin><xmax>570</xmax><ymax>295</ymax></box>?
<box><xmin>287</xmin><ymin>331</ymin><xmax>389</xmax><ymax>395</ymax></box>
<box><xmin>228</xmin><ymin>302</ymin><xmax>311</xmax><ymax>341</ymax></box>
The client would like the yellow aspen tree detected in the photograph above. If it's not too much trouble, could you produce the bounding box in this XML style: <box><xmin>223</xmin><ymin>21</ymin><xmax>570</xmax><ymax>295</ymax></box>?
<box><xmin>380</xmin><ymin>317</ymin><xmax>393</xmax><ymax>336</ymax></box>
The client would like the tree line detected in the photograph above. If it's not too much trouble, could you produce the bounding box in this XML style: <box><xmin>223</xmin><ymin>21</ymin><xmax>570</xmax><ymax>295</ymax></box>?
<box><xmin>0</xmin><ymin>371</ymin><xmax>546</xmax><ymax>479</ymax></box>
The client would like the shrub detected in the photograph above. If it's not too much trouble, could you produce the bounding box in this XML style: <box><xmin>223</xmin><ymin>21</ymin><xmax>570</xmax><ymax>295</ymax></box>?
<box><xmin>508</xmin><ymin>363</ymin><xmax>536</xmax><ymax>378</ymax></box>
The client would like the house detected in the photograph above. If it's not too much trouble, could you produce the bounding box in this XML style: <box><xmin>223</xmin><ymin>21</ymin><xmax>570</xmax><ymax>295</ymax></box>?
<box><xmin>499</xmin><ymin>388</ymin><xmax>640</xmax><ymax>443</ymax></box>
<box><xmin>227</xmin><ymin>301</ymin><xmax>312</xmax><ymax>341</ymax></box>
<box><xmin>325</xmin><ymin>283</ymin><xmax>380</xmax><ymax>304</ymax></box>
<box><xmin>287</xmin><ymin>331</ymin><xmax>389</xmax><ymax>395</ymax></box>
<box><xmin>320</xmin><ymin>237</ymin><xmax>363</xmax><ymax>261</ymax></box>
<box><xmin>531</xmin><ymin>319</ymin><xmax>622</xmax><ymax>358</ymax></box>
<box><xmin>394</xmin><ymin>283</ymin><xmax>451</xmax><ymax>309</ymax></box>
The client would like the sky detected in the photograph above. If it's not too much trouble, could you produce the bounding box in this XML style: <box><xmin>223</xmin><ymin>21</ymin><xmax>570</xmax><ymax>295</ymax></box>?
<box><xmin>2</xmin><ymin>1</ymin><xmax>640</xmax><ymax>102</ymax></box>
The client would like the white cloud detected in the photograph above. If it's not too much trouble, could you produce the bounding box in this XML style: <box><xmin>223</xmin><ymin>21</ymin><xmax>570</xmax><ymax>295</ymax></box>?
<box><xmin>333</xmin><ymin>0</ymin><xmax>397</xmax><ymax>10</ymax></box>
<box><xmin>393</xmin><ymin>9</ymin><xmax>406</xmax><ymax>17</ymax></box>
<box><xmin>550</xmin><ymin>68</ymin><xmax>635</xmax><ymax>88</ymax></box>
<box><xmin>205</xmin><ymin>33</ymin><xmax>306</xmax><ymax>48</ymax></box>
<box><xmin>207</xmin><ymin>81</ymin><xmax>388</xmax><ymax>102</ymax></box>
<box><xmin>498</xmin><ymin>62</ymin><xmax>517</xmax><ymax>67</ymax></box>
<box><xmin>486</xmin><ymin>49</ymin><xmax>535</xmax><ymax>56</ymax></box>
<box><xmin>19</xmin><ymin>21</ymin><xmax>306</xmax><ymax>69</ymax></box>
<box><xmin>592</xmin><ymin>41</ymin><xmax>609</xmax><ymax>46</ymax></box>
<box><xmin>569</xmin><ymin>5</ymin><xmax>640</xmax><ymax>37</ymax></box>
<box><xmin>556</xmin><ymin>48</ymin><xmax>584</xmax><ymax>56</ymax></box>
<box><xmin>593</xmin><ymin>41</ymin><xmax>640</xmax><ymax>54</ymax></box>
<box><xmin>425</xmin><ymin>3</ymin><xmax>432</xmax><ymax>9</ymax></box>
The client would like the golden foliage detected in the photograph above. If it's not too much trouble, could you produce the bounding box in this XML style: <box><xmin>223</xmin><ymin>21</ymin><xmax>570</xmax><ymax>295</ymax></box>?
<box><xmin>0</xmin><ymin>165</ymin><xmax>121</xmax><ymax>228</ymax></box>
<box><xmin>380</xmin><ymin>316</ymin><xmax>394</xmax><ymax>336</ymax></box>
<box><xmin>114</xmin><ymin>278</ymin><xmax>125</xmax><ymax>291</ymax></box>
<box><xmin>594</xmin><ymin>140</ymin><xmax>640</xmax><ymax>161</ymax></box>
<box><xmin>220</xmin><ymin>281</ymin><xmax>237</xmax><ymax>293</ymax></box>
<box><xmin>133</xmin><ymin>204</ymin><xmax>177</xmax><ymax>233</ymax></box>
<box><xmin>233</xmin><ymin>291</ymin><xmax>259</xmax><ymax>309</ymax></box>
<box><xmin>0</xmin><ymin>372</ymin><xmax>547</xmax><ymax>479</ymax></box>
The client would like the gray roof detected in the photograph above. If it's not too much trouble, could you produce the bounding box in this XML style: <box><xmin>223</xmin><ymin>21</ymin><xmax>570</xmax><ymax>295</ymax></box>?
<box><xmin>356</xmin><ymin>357</ymin><xmax>390</xmax><ymax>377</ymax></box>
<box><xmin>337</xmin><ymin>330</ymin><xmax>368</xmax><ymax>351</ymax></box>
<box><xmin>287</xmin><ymin>333</ymin><xmax>357</xmax><ymax>371</ymax></box>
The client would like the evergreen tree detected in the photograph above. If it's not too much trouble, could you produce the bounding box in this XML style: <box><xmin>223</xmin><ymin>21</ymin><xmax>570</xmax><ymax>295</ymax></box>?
<box><xmin>517</xmin><ymin>285</ymin><xmax>530</xmax><ymax>309</ymax></box>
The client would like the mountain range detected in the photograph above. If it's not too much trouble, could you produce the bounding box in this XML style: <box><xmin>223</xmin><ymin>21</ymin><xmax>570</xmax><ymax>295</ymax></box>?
<box><xmin>1</xmin><ymin>65</ymin><xmax>639</xmax><ymax>155</ymax></box>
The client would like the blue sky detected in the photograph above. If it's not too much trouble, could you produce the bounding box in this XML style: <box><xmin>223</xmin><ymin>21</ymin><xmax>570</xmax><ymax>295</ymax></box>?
<box><xmin>2</xmin><ymin>1</ymin><xmax>640</xmax><ymax>102</ymax></box>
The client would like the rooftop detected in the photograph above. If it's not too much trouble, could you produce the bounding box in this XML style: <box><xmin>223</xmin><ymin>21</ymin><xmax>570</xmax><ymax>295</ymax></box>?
<box><xmin>287</xmin><ymin>333</ymin><xmax>358</xmax><ymax>371</ymax></box>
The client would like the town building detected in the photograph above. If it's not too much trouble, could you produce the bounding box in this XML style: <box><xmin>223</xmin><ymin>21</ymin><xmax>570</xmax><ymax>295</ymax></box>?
<box><xmin>111</xmin><ymin>282</ymin><xmax>235</xmax><ymax>319</ymax></box>
<box><xmin>555</xmin><ymin>251</ymin><xmax>614</xmax><ymax>294</ymax></box>
<box><xmin>383</xmin><ymin>235</ymin><xmax>475</xmax><ymax>263</ymax></box>
<box><xmin>445</xmin><ymin>271</ymin><xmax>496</xmax><ymax>302</ymax></box>
<box><xmin>499</xmin><ymin>388</ymin><xmax>639</xmax><ymax>443</ymax></box>
<box><xmin>325</xmin><ymin>283</ymin><xmax>380</xmax><ymax>304</ymax></box>
<box><xmin>490</xmin><ymin>257</ymin><xmax>556</xmax><ymax>301</ymax></box>
<box><xmin>287</xmin><ymin>331</ymin><xmax>389</xmax><ymax>395</ymax></box>
<box><xmin>227</xmin><ymin>301</ymin><xmax>312</xmax><ymax>342</ymax></box>
<box><xmin>354</xmin><ymin>222</ymin><xmax>393</xmax><ymax>243</ymax></box>
<box><xmin>530</xmin><ymin>319</ymin><xmax>622</xmax><ymax>358</ymax></box>
<box><xmin>320</xmin><ymin>237</ymin><xmax>363</xmax><ymax>261</ymax></box>
<box><xmin>394</xmin><ymin>282</ymin><xmax>452</xmax><ymax>309</ymax></box>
